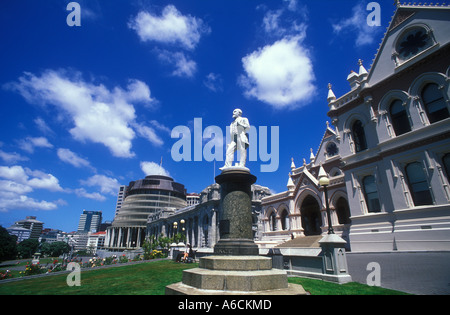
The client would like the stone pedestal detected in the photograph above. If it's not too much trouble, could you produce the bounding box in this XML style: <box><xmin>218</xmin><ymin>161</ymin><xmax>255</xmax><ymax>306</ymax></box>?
<box><xmin>166</xmin><ymin>168</ymin><xmax>306</xmax><ymax>295</ymax></box>
<box><xmin>166</xmin><ymin>255</ymin><xmax>306</xmax><ymax>295</ymax></box>
<box><xmin>213</xmin><ymin>167</ymin><xmax>259</xmax><ymax>256</ymax></box>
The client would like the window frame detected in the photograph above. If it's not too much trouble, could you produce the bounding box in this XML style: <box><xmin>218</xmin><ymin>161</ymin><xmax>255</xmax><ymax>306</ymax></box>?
<box><xmin>404</xmin><ymin>161</ymin><xmax>434</xmax><ymax>206</ymax></box>
<box><xmin>362</xmin><ymin>175</ymin><xmax>381</xmax><ymax>213</ymax></box>
<box><xmin>443</xmin><ymin>153</ymin><xmax>450</xmax><ymax>181</ymax></box>
<box><xmin>421</xmin><ymin>83</ymin><xmax>450</xmax><ymax>124</ymax></box>
<box><xmin>352</xmin><ymin>120</ymin><xmax>368</xmax><ymax>153</ymax></box>
<box><xmin>389</xmin><ymin>99</ymin><xmax>412</xmax><ymax>136</ymax></box>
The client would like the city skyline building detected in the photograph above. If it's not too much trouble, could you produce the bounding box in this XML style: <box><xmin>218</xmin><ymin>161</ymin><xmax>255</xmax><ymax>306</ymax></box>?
<box><xmin>114</xmin><ymin>185</ymin><xmax>127</xmax><ymax>217</ymax></box>
<box><xmin>13</xmin><ymin>216</ymin><xmax>43</xmax><ymax>240</ymax></box>
<box><xmin>77</xmin><ymin>210</ymin><xmax>102</xmax><ymax>233</ymax></box>
<box><xmin>105</xmin><ymin>175</ymin><xmax>187</xmax><ymax>250</ymax></box>
<box><xmin>6</xmin><ymin>224</ymin><xmax>31</xmax><ymax>243</ymax></box>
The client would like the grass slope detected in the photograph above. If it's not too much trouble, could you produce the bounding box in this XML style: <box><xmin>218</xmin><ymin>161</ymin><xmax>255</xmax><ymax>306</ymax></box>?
<box><xmin>0</xmin><ymin>260</ymin><xmax>410</xmax><ymax>295</ymax></box>
<box><xmin>0</xmin><ymin>260</ymin><xmax>195</xmax><ymax>295</ymax></box>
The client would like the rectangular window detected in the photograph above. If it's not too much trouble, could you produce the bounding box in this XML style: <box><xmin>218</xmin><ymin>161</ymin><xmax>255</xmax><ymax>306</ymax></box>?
<box><xmin>362</xmin><ymin>175</ymin><xmax>381</xmax><ymax>213</ymax></box>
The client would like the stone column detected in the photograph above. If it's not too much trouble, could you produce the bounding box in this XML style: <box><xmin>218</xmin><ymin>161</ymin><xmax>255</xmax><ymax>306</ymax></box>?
<box><xmin>213</xmin><ymin>168</ymin><xmax>258</xmax><ymax>256</ymax></box>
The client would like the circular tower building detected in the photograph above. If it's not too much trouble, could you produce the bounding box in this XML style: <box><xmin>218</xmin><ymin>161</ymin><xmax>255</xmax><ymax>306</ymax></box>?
<box><xmin>106</xmin><ymin>175</ymin><xmax>187</xmax><ymax>250</ymax></box>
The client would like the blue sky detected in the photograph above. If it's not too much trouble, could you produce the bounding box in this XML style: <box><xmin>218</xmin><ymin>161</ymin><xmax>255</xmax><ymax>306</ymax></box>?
<box><xmin>0</xmin><ymin>0</ymin><xmax>396</xmax><ymax>232</ymax></box>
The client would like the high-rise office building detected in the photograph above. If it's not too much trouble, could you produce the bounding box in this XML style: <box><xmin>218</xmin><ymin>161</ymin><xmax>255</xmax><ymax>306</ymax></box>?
<box><xmin>14</xmin><ymin>216</ymin><xmax>43</xmax><ymax>240</ymax></box>
<box><xmin>114</xmin><ymin>185</ymin><xmax>127</xmax><ymax>217</ymax></box>
<box><xmin>77</xmin><ymin>210</ymin><xmax>102</xmax><ymax>233</ymax></box>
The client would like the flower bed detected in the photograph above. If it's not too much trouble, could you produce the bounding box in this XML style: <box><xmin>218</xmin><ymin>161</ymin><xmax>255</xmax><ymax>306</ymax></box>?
<box><xmin>0</xmin><ymin>251</ymin><xmax>168</xmax><ymax>280</ymax></box>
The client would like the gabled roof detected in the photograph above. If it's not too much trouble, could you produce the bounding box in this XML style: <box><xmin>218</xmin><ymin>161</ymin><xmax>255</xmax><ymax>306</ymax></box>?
<box><xmin>313</xmin><ymin>122</ymin><xmax>338</xmax><ymax>166</ymax></box>
<box><xmin>366</xmin><ymin>2</ymin><xmax>450</xmax><ymax>85</ymax></box>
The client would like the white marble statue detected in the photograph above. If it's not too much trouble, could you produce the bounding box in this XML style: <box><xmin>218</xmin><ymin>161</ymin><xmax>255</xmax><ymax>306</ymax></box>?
<box><xmin>220</xmin><ymin>108</ymin><xmax>250</xmax><ymax>170</ymax></box>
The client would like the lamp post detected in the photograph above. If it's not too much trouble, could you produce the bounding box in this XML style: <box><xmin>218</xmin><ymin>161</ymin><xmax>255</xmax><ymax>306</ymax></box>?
<box><xmin>173</xmin><ymin>221</ymin><xmax>178</xmax><ymax>238</ymax></box>
<box><xmin>318</xmin><ymin>165</ymin><xmax>334</xmax><ymax>235</ymax></box>
<box><xmin>180</xmin><ymin>219</ymin><xmax>186</xmax><ymax>243</ymax></box>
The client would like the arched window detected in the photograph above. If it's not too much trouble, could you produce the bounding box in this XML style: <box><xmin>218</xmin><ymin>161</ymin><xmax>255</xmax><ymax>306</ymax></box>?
<box><xmin>405</xmin><ymin>162</ymin><xmax>433</xmax><ymax>206</ymax></box>
<box><xmin>390</xmin><ymin>99</ymin><xmax>411</xmax><ymax>136</ymax></box>
<box><xmin>396</xmin><ymin>26</ymin><xmax>433</xmax><ymax>62</ymax></box>
<box><xmin>269</xmin><ymin>212</ymin><xmax>277</xmax><ymax>231</ymax></box>
<box><xmin>362</xmin><ymin>175</ymin><xmax>381</xmax><ymax>213</ymax></box>
<box><xmin>421</xmin><ymin>83</ymin><xmax>449</xmax><ymax>124</ymax></box>
<box><xmin>352</xmin><ymin>120</ymin><xmax>367</xmax><ymax>152</ymax></box>
<box><xmin>335</xmin><ymin>197</ymin><xmax>351</xmax><ymax>224</ymax></box>
<box><xmin>443</xmin><ymin>153</ymin><xmax>450</xmax><ymax>180</ymax></box>
<box><xmin>280</xmin><ymin>210</ymin><xmax>289</xmax><ymax>231</ymax></box>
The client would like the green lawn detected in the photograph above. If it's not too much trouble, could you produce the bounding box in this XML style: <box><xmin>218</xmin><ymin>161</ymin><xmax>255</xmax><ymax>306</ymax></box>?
<box><xmin>288</xmin><ymin>276</ymin><xmax>410</xmax><ymax>295</ymax></box>
<box><xmin>0</xmin><ymin>259</ymin><xmax>410</xmax><ymax>295</ymax></box>
<box><xmin>0</xmin><ymin>259</ymin><xmax>196</xmax><ymax>295</ymax></box>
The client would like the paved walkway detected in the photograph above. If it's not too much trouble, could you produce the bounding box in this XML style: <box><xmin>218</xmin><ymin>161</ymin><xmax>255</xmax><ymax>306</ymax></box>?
<box><xmin>346</xmin><ymin>252</ymin><xmax>450</xmax><ymax>295</ymax></box>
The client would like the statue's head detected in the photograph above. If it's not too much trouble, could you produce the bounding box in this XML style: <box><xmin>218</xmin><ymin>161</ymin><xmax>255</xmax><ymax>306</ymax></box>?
<box><xmin>233</xmin><ymin>108</ymin><xmax>242</xmax><ymax>118</ymax></box>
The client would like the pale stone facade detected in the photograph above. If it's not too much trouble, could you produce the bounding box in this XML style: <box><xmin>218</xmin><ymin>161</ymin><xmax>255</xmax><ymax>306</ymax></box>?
<box><xmin>261</xmin><ymin>3</ymin><xmax>450</xmax><ymax>252</ymax></box>
<box><xmin>147</xmin><ymin>183</ymin><xmax>271</xmax><ymax>250</ymax></box>
<box><xmin>259</xmin><ymin>124</ymin><xmax>351</xmax><ymax>249</ymax></box>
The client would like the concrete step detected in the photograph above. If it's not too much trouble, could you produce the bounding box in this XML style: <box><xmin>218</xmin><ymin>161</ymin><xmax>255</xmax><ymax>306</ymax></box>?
<box><xmin>199</xmin><ymin>255</ymin><xmax>272</xmax><ymax>271</ymax></box>
<box><xmin>182</xmin><ymin>267</ymin><xmax>289</xmax><ymax>292</ymax></box>
<box><xmin>275</xmin><ymin>235</ymin><xmax>323</xmax><ymax>248</ymax></box>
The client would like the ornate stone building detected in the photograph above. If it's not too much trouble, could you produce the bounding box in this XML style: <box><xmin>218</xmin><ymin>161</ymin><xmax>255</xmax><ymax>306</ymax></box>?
<box><xmin>261</xmin><ymin>2</ymin><xmax>450</xmax><ymax>252</ymax></box>
<box><xmin>259</xmin><ymin>123</ymin><xmax>351</xmax><ymax>249</ymax></box>
<box><xmin>147</xmin><ymin>183</ymin><xmax>271</xmax><ymax>250</ymax></box>
<box><xmin>327</xmin><ymin>3</ymin><xmax>450</xmax><ymax>252</ymax></box>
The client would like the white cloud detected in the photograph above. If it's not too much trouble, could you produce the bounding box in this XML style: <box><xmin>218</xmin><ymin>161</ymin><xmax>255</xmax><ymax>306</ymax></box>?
<box><xmin>0</xmin><ymin>194</ymin><xmax>60</xmax><ymax>212</ymax></box>
<box><xmin>74</xmin><ymin>188</ymin><xmax>106</xmax><ymax>201</ymax></box>
<box><xmin>57</xmin><ymin>148</ymin><xmax>95</xmax><ymax>171</ymax></box>
<box><xmin>26</xmin><ymin>170</ymin><xmax>63</xmax><ymax>192</ymax></box>
<box><xmin>239</xmin><ymin>36</ymin><xmax>316</xmax><ymax>109</ymax></box>
<box><xmin>0</xmin><ymin>150</ymin><xmax>28</xmax><ymax>164</ymax></box>
<box><xmin>149</xmin><ymin>120</ymin><xmax>171</xmax><ymax>134</ymax></box>
<box><xmin>157</xmin><ymin>50</ymin><xmax>197</xmax><ymax>78</ymax></box>
<box><xmin>262</xmin><ymin>9</ymin><xmax>284</xmax><ymax>35</ymax></box>
<box><xmin>140</xmin><ymin>161</ymin><xmax>170</xmax><ymax>177</ymax></box>
<box><xmin>34</xmin><ymin>117</ymin><xmax>54</xmax><ymax>135</ymax></box>
<box><xmin>0</xmin><ymin>165</ymin><xmax>64</xmax><ymax>212</ymax></box>
<box><xmin>331</xmin><ymin>3</ymin><xmax>380</xmax><ymax>47</ymax></box>
<box><xmin>80</xmin><ymin>174</ymin><xmax>119</xmax><ymax>196</ymax></box>
<box><xmin>284</xmin><ymin>0</ymin><xmax>298</xmax><ymax>12</ymax></box>
<box><xmin>0</xmin><ymin>179</ymin><xmax>33</xmax><ymax>195</ymax></box>
<box><xmin>6</xmin><ymin>69</ymin><xmax>159</xmax><ymax>158</ymax></box>
<box><xmin>128</xmin><ymin>5</ymin><xmax>210</xmax><ymax>50</ymax></box>
<box><xmin>124</xmin><ymin>79</ymin><xmax>154</xmax><ymax>103</ymax></box>
<box><xmin>203</xmin><ymin>73</ymin><xmax>223</xmax><ymax>92</ymax></box>
<box><xmin>132</xmin><ymin>122</ymin><xmax>164</xmax><ymax>146</ymax></box>
<box><xmin>260</xmin><ymin>0</ymin><xmax>307</xmax><ymax>37</ymax></box>
<box><xmin>18</xmin><ymin>136</ymin><xmax>53</xmax><ymax>153</ymax></box>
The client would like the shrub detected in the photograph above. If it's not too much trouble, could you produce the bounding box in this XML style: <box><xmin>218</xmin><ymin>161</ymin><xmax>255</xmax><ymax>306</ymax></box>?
<box><xmin>22</xmin><ymin>263</ymin><xmax>46</xmax><ymax>276</ymax></box>
<box><xmin>119</xmin><ymin>255</ymin><xmax>129</xmax><ymax>263</ymax></box>
<box><xmin>150</xmin><ymin>250</ymin><xmax>165</xmax><ymax>259</ymax></box>
<box><xmin>0</xmin><ymin>270</ymin><xmax>12</xmax><ymax>280</ymax></box>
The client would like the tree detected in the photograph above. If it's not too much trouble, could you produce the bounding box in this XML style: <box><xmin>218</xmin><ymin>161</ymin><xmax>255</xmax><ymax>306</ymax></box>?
<box><xmin>142</xmin><ymin>238</ymin><xmax>152</xmax><ymax>260</ymax></box>
<box><xmin>17</xmin><ymin>239</ymin><xmax>39</xmax><ymax>259</ymax></box>
<box><xmin>40</xmin><ymin>242</ymin><xmax>52</xmax><ymax>257</ymax></box>
<box><xmin>0</xmin><ymin>226</ymin><xmax>17</xmax><ymax>262</ymax></box>
<box><xmin>49</xmin><ymin>241</ymin><xmax>71</xmax><ymax>257</ymax></box>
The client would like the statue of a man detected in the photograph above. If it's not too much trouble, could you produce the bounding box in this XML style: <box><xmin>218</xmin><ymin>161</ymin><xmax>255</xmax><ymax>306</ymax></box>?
<box><xmin>221</xmin><ymin>108</ymin><xmax>250</xmax><ymax>169</ymax></box>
